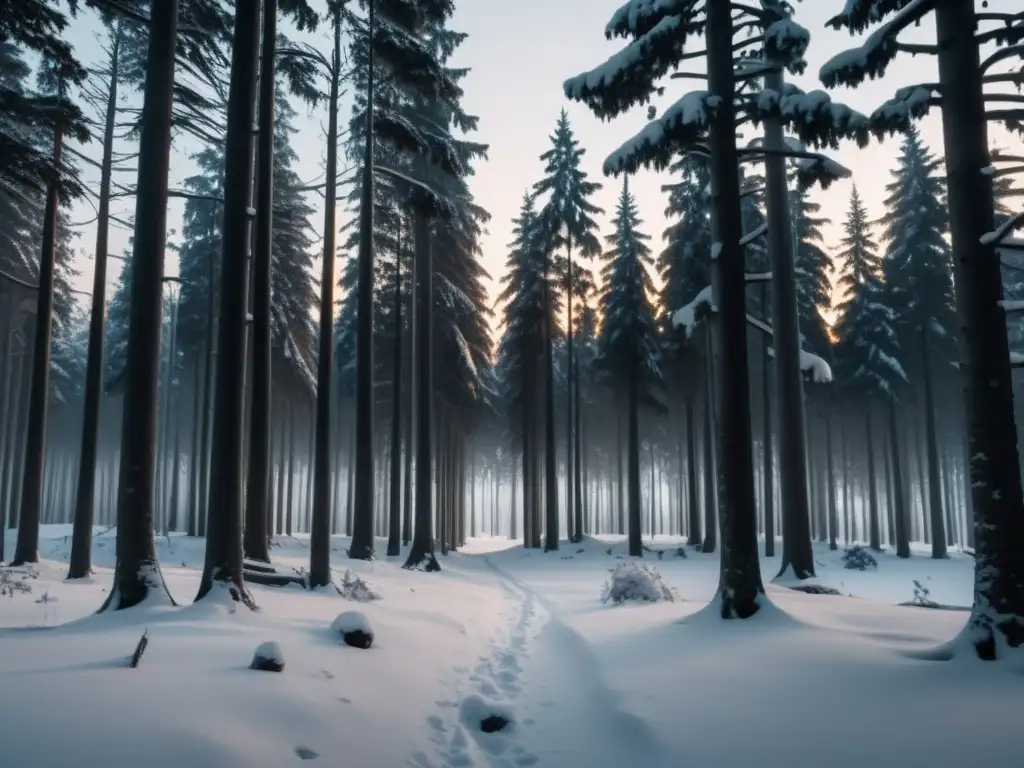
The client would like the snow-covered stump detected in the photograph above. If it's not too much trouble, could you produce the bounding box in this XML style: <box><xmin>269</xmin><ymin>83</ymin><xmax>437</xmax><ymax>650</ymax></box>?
<box><xmin>250</xmin><ymin>641</ymin><xmax>285</xmax><ymax>672</ymax></box>
<box><xmin>330</xmin><ymin>611</ymin><xmax>374</xmax><ymax>649</ymax></box>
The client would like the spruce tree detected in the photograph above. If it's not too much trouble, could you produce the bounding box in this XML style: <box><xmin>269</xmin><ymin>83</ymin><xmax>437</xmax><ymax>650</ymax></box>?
<box><xmin>790</xmin><ymin>184</ymin><xmax>833</xmax><ymax>358</ymax></box>
<box><xmin>832</xmin><ymin>184</ymin><xmax>896</xmax><ymax>552</ymax></box>
<box><xmin>595</xmin><ymin>177</ymin><xmax>664</xmax><ymax>557</ymax></box>
<box><xmin>496</xmin><ymin>191</ymin><xmax>549</xmax><ymax>549</ymax></box>
<box><xmin>533</xmin><ymin>110</ymin><xmax>602</xmax><ymax>550</ymax></box>
<box><xmin>659</xmin><ymin>155</ymin><xmax>713</xmax><ymax>316</ymax></box>
<box><xmin>879</xmin><ymin>126</ymin><xmax>954</xmax><ymax>557</ymax></box>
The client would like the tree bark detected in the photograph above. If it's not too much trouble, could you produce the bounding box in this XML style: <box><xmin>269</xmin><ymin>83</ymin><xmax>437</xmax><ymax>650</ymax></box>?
<box><xmin>763</xmin><ymin>67</ymin><xmax>814</xmax><ymax>581</ymax></box>
<box><xmin>349</xmin><ymin>0</ymin><xmax>378</xmax><ymax>561</ymax></box>
<box><xmin>98</xmin><ymin>0</ymin><xmax>179</xmax><ymax>610</ymax></box>
<box><xmin>705</xmin><ymin>0</ymin><xmax>763</xmax><ymax>616</ymax></box>
<box><xmin>933</xmin><ymin>0</ymin><xmax>1024</xmax><ymax>654</ymax></box>
<box><xmin>243</xmin><ymin>0</ymin><xmax>278</xmax><ymax>565</ymax></box>
<box><xmin>196</xmin><ymin>0</ymin><xmax>262</xmax><ymax>607</ymax></box>
<box><xmin>386</xmin><ymin>219</ymin><xmax>404</xmax><ymax>556</ymax></box>
<box><xmin>404</xmin><ymin>206</ymin><xmax>436</xmax><ymax>569</ymax></box>
<box><xmin>68</xmin><ymin>26</ymin><xmax>122</xmax><ymax>578</ymax></box>
<box><xmin>309</xmin><ymin>12</ymin><xmax>343</xmax><ymax>585</ymax></box>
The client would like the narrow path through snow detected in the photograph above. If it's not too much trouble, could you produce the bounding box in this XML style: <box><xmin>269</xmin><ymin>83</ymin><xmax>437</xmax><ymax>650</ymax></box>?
<box><xmin>476</xmin><ymin>557</ymin><xmax>667</xmax><ymax>768</ymax></box>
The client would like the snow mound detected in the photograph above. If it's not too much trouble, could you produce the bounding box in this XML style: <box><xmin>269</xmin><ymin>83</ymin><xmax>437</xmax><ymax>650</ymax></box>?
<box><xmin>250</xmin><ymin>641</ymin><xmax>285</xmax><ymax>672</ymax></box>
<box><xmin>601</xmin><ymin>562</ymin><xmax>677</xmax><ymax>605</ymax></box>
<box><xmin>330</xmin><ymin>611</ymin><xmax>374</xmax><ymax>649</ymax></box>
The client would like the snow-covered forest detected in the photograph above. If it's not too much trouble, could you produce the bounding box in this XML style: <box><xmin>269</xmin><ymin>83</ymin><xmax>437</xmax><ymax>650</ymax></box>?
<box><xmin>1</xmin><ymin>1</ymin><xmax>1023</xmax><ymax>766</ymax></box>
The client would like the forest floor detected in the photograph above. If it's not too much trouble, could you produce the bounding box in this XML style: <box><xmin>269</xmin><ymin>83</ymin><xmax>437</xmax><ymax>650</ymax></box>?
<box><xmin>1</xmin><ymin>526</ymin><xmax>1021</xmax><ymax>767</ymax></box>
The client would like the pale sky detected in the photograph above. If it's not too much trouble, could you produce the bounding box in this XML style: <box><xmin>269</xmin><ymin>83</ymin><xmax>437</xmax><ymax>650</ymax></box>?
<box><xmin>62</xmin><ymin>0</ymin><xmax>1022</xmax><ymax>331</ymax></box>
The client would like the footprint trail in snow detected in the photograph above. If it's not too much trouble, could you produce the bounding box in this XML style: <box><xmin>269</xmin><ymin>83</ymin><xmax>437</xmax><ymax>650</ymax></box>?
<box><xmin>411</xmin><ymin>569</ymin><xmax>544</xmax><ymax>768</ymax></box>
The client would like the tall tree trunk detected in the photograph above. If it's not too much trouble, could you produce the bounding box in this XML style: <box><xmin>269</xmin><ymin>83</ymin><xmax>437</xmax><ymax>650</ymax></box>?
<box><xmin>763</xmin><ymin>67</ymin><xmax>814</xmax><ymax>581</ymax></box>
<box><xmin>706</xmin><ymin>0</ymin><xmax>763</xmax><ymax>616</ymax></box>
<box><xmin>243</xmin><ymin>0</ymin><xmax>278</xmax><ymax>565</ymax></box>
<box><xmin>888</xmin><ymin>398</ymin><xmax>910</xmax><ymax>558</ymax></box>
<box><xmin>197</xmin><ymin>0</ymin><xmax>262</xmax><ymax>606</ymax></box>
<box><xmin>934</xmin><ymin>0</ymin><xmax>1024</xmax><ymax>656</ymax></box>
<box><xmin>98</xmin><ymin>0</ymin><xmax>179</xmax><ymax>610</ymax></box>
<box><xmin>919</xmin><ymin>325</ymin><xmax>947</xmax><ymax>558</ymax></box>
<box><xmin>685</xmin><ymin>393</ymin><xmax>700</xmax><ymax>546</ymax></box>
<box><xmin>309</xmin><ymin>12</ymin><xmax>343</xmax><ymax>584</ymax></box>
<box><xmin>386</xmin><ymin>219</ymin><xmax>404</xmax><ymax>556</ymax></box>
<box><xmin>68</xmin><ymin>26</ymin><xmax>122</xmax><ymax>578</ymax></box>
<box><xmin>825</xmin><ymin>407</ymin><xmax>837</xmax><ymax>551</ymax></box>
<box><xmin>626</xmin><ymin>374</ymin><xmax>642</xmax><ymax>557</ymax></box>
<box><xmin>760</xmin><ymin>292</ymin><xmax>774</xmax><ymax>557</ymax></box>
<box><xmin>10</xmin><ymin>96</ymin><xmax>65</xmax><ymax>567</ymax></box>
<box><xmin>866</xmin><ymin>406</ymin><xmax>881</xmax><ymax>551</ymax></box>
<box><xmin>349</xmin><ymin>0</ymin><xmax>378</xmax><ymax>561</ymax></box>
<box><xmin>404</xmin><ymin>206</ymin><xmax>436</xmax><ymax>569</ymax></box>
<box><xmin>543</xmin><ymin>262</ymin><xmax>559</xmax><ymax>551</ymax></box>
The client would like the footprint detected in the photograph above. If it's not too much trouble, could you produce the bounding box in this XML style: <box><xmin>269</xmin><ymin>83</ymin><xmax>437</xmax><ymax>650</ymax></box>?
<box><xmin>427</xmin><ymin>714</ymin><xmax>446</xmax><ymax>733</ymax></box>
<box><xmin>295</xmin><ymin>745</ymin><xmax>319</xmax><ymax>760</ymax></box>
<box><xmin>338</xmin><ymin>697</ymin><xmax>351</xmax><ymax>704</ymax></box>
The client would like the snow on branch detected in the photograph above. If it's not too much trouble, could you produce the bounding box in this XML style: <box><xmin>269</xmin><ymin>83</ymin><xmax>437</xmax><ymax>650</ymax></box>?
<box><xmin>671</xmin><ymin>284</ymin><xmax>715</xmax><ymax>339</ymax></box>
<box><xmin>765</xmin><ymin>345</ymin><xmax>834</xmax><ymax>383</ymax></box>
<box><xmin>981</xmin><ymin>210</ymin><xmax>1024</xmax><ymax>246</ymax></box>
<box><xmin>602</xmin><ymin>91</ymin><xmax>708</xmax><ymax>175</ymax></box>
<box><xmin>793</xmin><ymin>154</ymin><xmax>851</xmax><ymax>190</ymax></box>
<box><xmin>740</xmin><ymin>223</ymin><xmax>768</xmax><ymax>246</ymax></box>
<box><xmin>604</xmin><ymin>0</ymin><xmax>684</xmax><ymax>40</ymax></box>
<box><xmin>564</xmin><ymin>15</ymin><xmax>699</xmax><ymax>121</ymax></box>
<box><xmin>826</xmin><ymin>0</ymin><xmax>936</xmax><ymax>37</ymax></box>
<box><xmin>869</xmin><ymin>85</ymin><xmax>937</xmax><ymax>137</ymax></box>
<box><xmin>820</xmin><ymin>0</ymin><xmax>936</xmax><ymax>89</ymax></box>
<box><xmin>763</xmin><ymin>17</ymin><xmax>811</xmax><ymax>72</ymax></box>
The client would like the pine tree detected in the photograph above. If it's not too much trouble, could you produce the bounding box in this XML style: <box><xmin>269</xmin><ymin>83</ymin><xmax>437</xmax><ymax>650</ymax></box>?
<box><xmin>879</xmin><ymin>126</ymin><xmax>954</xmax><ymax>558</ymax></box>
<box><xmin>497</xmin><ymin>191</ymin><xmax>549</xmax><ymax>549</ymax></box>
<box><xmin>659</xmin><ymin>155</ymin><xmax>713</xmax><ymax>317</ymax></box>
<box><xmin>0</xmin><ymin>4</ymin><xmax>88</xmax><ymax>198</ymax></box>
<box><xmin>595</xmin><ymin>177</ymin><xmax>664</xmax><ymax>557</ymax></box>
<box><xmin>790</xmin><ymin>184</ymin><xmax>833</xmax><ymax>358</ymax></box>
<box><xmin>104</xmin><ymin>248</ymin><xmax>132</xmax><ymax>391</ymax></box>
<box><xmin>533</xmin><ymin>109</ymin><xmax>602</xmax><ymax>550</ymax></box>
<box><xmin>176</xmin><ymin>146</ymin><xmax>225</xmax><ymax>362</ymax></box>
<box><xmin>833</xmin><ymin>184</ymin><xmax>900</xmax><ymax>551</ymax></box>
<box><xmin>268</xmin><ymin>91</ymin><xmax>318</xmax><ymax>392</ymax></box>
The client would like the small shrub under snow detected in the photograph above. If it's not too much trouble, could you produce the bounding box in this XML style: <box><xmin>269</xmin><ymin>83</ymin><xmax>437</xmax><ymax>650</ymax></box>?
<box><xmin>330</xmin><ymin>611</ymin><xmax>374</xmax><ymax>649</ymax></box>
<box><xmin>601</xmin><ymin>562</ymin><xmax>677</xmax><ymax>605</ymax></box>
<box><xmin>842</xmin><ymin>545</ymin><xmax>878</xmax><ymax>571</ymax></box>
<box><xmin>335</xmin><ymin>570</ymin><xmax>381</xmax><ymax>602</ymax></box>
<box><xmin>251</xmin><ymin>641</ymin><xmax>285</xmax><ymax>672</ymax></box>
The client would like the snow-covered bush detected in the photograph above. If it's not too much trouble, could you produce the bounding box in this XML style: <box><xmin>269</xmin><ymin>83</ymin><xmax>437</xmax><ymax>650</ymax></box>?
<box><xmin>250</xmin><ymin>641</ymin><xmax>285</xmax><ymax>672</ymax></box>
<box><xmin>601</xmin><ymin>562</ymin><xmax>677</xmax><ymax>605</ymax></box>
<box><xmin>842</xmin><ymin>545</ymin><xmax>878</xmax><ymax>571</ymax></box>
<box><xmin>335</xmin><ymin>570</ymin><xmax>381</xmax><ymax>602</ymax></box>
<box><xmin>0</xmin><ymin>568</ymin><xmax>35</xmax><ymax>598</ymax></box>
<box><xmin>330</xmin><ymin>611</ymin><xmax>374</xmax><ymax>649</ymax></box>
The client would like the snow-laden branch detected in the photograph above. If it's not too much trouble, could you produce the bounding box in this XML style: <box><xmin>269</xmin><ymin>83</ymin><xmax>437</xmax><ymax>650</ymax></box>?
<box><xmin>820</xmin><ymin>0</ymin><xmax>937</xmax><ymax>89</ymax></box>
<box><xmin>671</xmin><ymin>285</ymin><xmax>716</xmax><ymax>339</ymax></box>
<box><xmin>981</xmin><ymin>210</ymin><xmax>1024</xmax><ymax>246</ymax></box>
<box><xmin>869</xmin><ymin>85</ymin><xmax>939</xmax><ymax>136</ymax></box>
<box><xmin>602</xmin><ymin>91</ymin><xmax>708</xmax><ymax>175</ymax></box>
<box><xmin>564</xmin><ymin>14</ymin><xmax>698</xmax><ymax>121</ymax></box>
<box><xmin>765</xmin><ymin>345</ymin><xmax>834</xmax><ymax>383</ymax></box>
<box><xmin>740</xmin><ymin>223</ymin><xmax>768</xmax><ymax>246</ymax></box>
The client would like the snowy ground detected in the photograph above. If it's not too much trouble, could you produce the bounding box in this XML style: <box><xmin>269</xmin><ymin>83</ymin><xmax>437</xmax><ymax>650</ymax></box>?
<box><xmin>2</xmin><ymin>526</ymin><xmax>1021</xmax><ymax>767</ymax></box>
